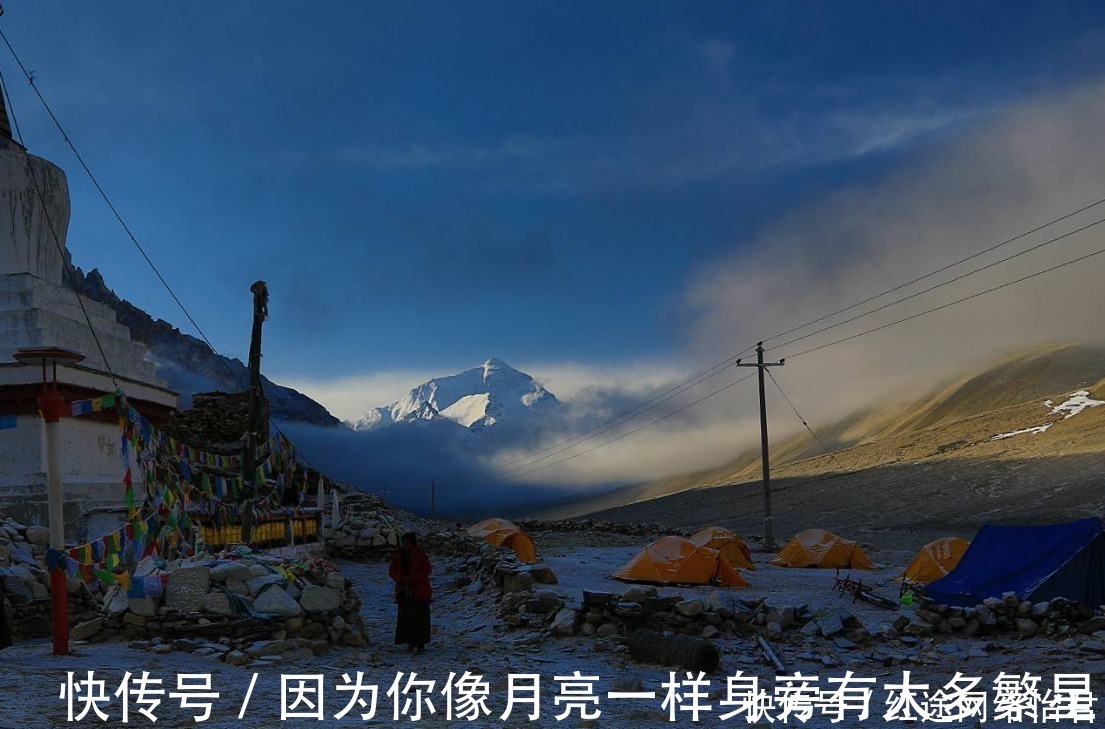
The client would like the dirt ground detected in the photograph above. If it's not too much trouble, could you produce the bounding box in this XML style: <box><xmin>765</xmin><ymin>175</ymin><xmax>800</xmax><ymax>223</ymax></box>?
<box><xmin>3</xmin><ymin>547</ymin><xmax>1104</xmax><ymax>728</ymax></box>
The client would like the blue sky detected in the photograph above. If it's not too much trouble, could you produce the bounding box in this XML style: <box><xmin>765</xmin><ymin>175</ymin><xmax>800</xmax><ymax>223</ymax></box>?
<box><xmin>4</xmin><ymin>2</ymin><xmax>1105</xmax><ymax>421</ymax></box>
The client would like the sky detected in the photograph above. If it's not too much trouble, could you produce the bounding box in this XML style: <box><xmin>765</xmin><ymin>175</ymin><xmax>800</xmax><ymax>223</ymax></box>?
<box><xmin>4</xmin><ymin>1</ymin><xmax>1105</xmax><ymax>449</ymax></box>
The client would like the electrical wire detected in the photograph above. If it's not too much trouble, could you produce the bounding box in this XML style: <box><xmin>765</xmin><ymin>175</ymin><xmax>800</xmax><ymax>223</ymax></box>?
<box><xmin>478</xmin><ymin>200</ymin><xmax>1105</xmax><ymax>481</ymax></box>
<box><xmin>0</xmin><ymin>59</ymin><xmax>117</xmax><ymax>385</ymax></box>
<box><xmin>766</xmin><ymin>368</ymin><xmax>837</xmax><ymax>462</ymax></box>
<box><xmin>0</xmin><ymin>28</ymin><xmax>321</xmax><ymax>472</ymax></box>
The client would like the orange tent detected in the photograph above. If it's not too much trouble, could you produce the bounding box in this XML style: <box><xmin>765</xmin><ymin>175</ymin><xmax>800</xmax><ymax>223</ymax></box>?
<box><xmin>468</xmin><ymin>518</ymin><xmax>537</xmax><ymax>563</ymax></box>
<box><xmin>898</xmin><ymin>537</ymin><xmax>970</xmax><ymax>585</ymax></box>
<box><xmin>688</xmin><ymin>526</ymin><xmax>756</xmax><ymax>570</ymax></box>
<box><xmin>612</xmin><ymin>536</ymin><xmax>748</xmax><ymax>587</ymax></box>
<box><xmin>770</xmin><ymin>529</ymin><xmax>875</xmax><ymax>570</ymax></box>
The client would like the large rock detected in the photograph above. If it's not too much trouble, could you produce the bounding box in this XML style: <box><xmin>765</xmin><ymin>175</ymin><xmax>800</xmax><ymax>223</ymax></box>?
<box><xmin>675</xmin><ymin>600</ymin><xmax>704</xmax><ymax>618</ymax></box>
<box><xmin>245</xmin><ymin>639</ymin><xmax>296</xmax><ymax>658</ymax></box>
<box><xmin>299</xmin><ymin>586</ymin><xmax>340</xmax><ymax>612</ymax></box>
<box><xmin>24</xmin><ymin>525</ymin><xmax>49</xmax><ymax>546</ymax></box>
<box><xmin>817</xmin><ymin>614</ymin><xmax>845</xmax><ymax>639</ymax></box>
<box><xmin>246</xmin><ymin>574</ymin><xmax>285</xmax><ymax>596</ymax></box>
<box><xmin>201</xmin><ymin>591</ymin><xmax>235</xmax><ymax>617</ymax></box>
<box><xmin>166</xmin><ymin>567</ymin><xmax>211</xmax><ymax>613</ymax></box>
<box><xmin>501</xmin><ymin>572</ymin><xmax>534</xmax><ymax>593</ymax></box>
<box><xmin>550</xmin><ymin>608</ymin><xmax>577</xmax><ymax>637</ymax></box>
<box><xmin>1015</xmin><ymin>618</ymin><xmax>1038</xmax><ymax>637</ymax></box>
<box><xmin>209</xmin><ymin>562</ymin><xmax>252</xmax><ymax>583</ymax></box>
<box><xmin>128</xmin><ymin>598</ymin><xmax>160</xmax><ymax>617</ymax></box>
<box><xmin>254</xmin><ymin>586</ymin><xmax>303</xmax><ymax>618</ymax></box>
<box><xmin>71</xmin><ymin>618</ymin><xmax>104</xmax><ymax>641</ymax></box>
<box><xmin>620</xmin><ymin>586</ymin><xmax>656</xmax><ymax>604</ymax></box>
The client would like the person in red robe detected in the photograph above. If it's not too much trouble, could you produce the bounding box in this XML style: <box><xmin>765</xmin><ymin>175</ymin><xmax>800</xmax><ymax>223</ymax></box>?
<box><xmin>388</xmin><ymin>531</ymin><xmax>432</xmax><ymax>652</ymax></box>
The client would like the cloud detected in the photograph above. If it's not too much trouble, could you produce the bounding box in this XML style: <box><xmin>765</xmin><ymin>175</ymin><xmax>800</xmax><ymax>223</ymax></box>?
<box><xmin>682</xmin><ymin>80</ymin><xmax>1105</xmax><ymax>434</ymax></box>
<box><xmin>287</xmin><ymin>82</ymin><xmax>1105</xmax><ymax>511</ymax></box>
<box><xmin>293</xmin><ymin>39</ymin><xmax>986</xmax><ymax>195</ymax></box>
<box><xmin>278</xmin><ymin>359</ymin><xmax>688</xmax><ymax>423</ymax></box>
<box><xmin>277</xmin><ymin>369</ymin><xmax>441</xmax><ymax>423</ymax></box>
<box><xmin>463</xmin><ymin>81</ymin><xmax>1105</xmax><ymax>493</ymax></box>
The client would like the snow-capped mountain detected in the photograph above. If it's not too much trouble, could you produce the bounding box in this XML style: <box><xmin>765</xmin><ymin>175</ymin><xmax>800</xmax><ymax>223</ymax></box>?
<box><xmin>353</xmin><ymin>358</ymin><xmax>559</xmax><ymax>432</ymax></box>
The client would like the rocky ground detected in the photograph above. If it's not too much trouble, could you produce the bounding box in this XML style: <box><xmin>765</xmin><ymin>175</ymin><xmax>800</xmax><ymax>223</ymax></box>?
<box><xmin>3</xmin><ymin>537</ymin><xmax>1105</xmax><ymax>728</ymax></box>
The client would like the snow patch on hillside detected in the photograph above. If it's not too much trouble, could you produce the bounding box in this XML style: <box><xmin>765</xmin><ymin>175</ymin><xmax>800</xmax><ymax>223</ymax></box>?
<box><xmin>1044</xmin><ymin>390</ymin><xmax>1105</xmax><ymax>419</ymax></box>
<box><xmin>988</xmin><ymin>390</ymin><xmax>1103</xmax><ymax>441</ymax></box>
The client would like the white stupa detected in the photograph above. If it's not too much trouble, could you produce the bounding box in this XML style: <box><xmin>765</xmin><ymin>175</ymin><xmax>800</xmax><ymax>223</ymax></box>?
<box><xmin>0</xmin><ymin>89</ymin><xmax>177</xmax><ymax>539</ymax></box>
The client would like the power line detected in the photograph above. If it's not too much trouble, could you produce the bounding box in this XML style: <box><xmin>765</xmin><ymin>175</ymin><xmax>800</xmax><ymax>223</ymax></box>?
<box><xmin>0</xmin><ymin>27</ymin><xmax>222</xmax><ymax>379</ymax></box>
<box><xmin>500</xmin><ymin>372</ymin><xmax>757</xmax><ymax>481</ymax></box>
<box><xmin>472</xmin><ymin>350</ymin><xmax>752</xmax><ymax>481</ymax></box>
<box><xmin>0</xmin><ymin>59</ymin><xmax>117</xmax><ymax>385</ymax></box>
<box><xmin>784</xmin><ymin>242</ymin><xmax>1105</xmax><ymax>360</ymax></box>
<box><xmin>761</xmin><ymin>195</ymin><xmax>1105</xmax><ymax>346</ymax></box>
<box><xmin>493</xmin><ymin>237</ymin><xmax>1105</xmax><ymax>480</ymax></box>
<box><xmin>0</xmin><ymin>27</ymin><xmax>320</xmax><ymax>471</ymax></box>
<box><xmin>770</xmin><ymin>214</ymin><xmax>1105</xmax><ymax>353</ymax></box>
<box><xmin>479</xmin><ymin>198</ymin><xmax>1105</xmax><ymax>482</ymax></box>
<box><xmin>766</xmin><ymin>368</ymin><xmax>836</xmax><ymax>461</ymax></box>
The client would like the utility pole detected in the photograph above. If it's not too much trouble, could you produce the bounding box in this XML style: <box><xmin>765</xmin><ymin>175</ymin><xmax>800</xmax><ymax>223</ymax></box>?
<box><xmin>737</xmin><ymin>342</ymin><xmax>785</xmax><ymax>550</ymax></box>
<box><xmin>240</xmin><ymin>281</ymin><xmax>269</xmax><ymax>545</ymax></box>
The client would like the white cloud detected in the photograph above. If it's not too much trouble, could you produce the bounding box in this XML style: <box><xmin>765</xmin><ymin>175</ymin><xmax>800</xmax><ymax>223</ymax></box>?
<box><xmin>278</xmin><ymin>369</ymin><xmax>440</xmax><ymax>423</ymax></box>
<box><xmin>683</xmin><ymin>80</ymin><xmax>1105</xmax><ymax>433</ymax></box>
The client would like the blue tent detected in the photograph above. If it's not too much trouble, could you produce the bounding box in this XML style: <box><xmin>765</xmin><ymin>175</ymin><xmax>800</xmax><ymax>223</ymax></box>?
<box><xmin>925</xmin><ymin>518</ymin><xmax>1105</xmax><ymax>608</ymax></box>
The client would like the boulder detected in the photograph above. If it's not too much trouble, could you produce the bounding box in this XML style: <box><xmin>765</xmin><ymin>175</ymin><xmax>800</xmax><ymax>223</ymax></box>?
<box><xmin>201</xmin><ymin>592</ymin><xmax>235</xmax><ymax>617</ymax></box>
<box><xmin>246</xmin><ymin>574</ymin><xmax>285</xmax><ymax>596</ymax></box>
<box><xmin>24</xmin><ymin>525</ymin><xmax>49</xmax><ymax>546</ymax></box>
<box><xmin>245</xmin><ymin>639</ymin><xmax>296</xmax><ymax>658</ymax></box>
<box><xmin>254</xmin><ymin>586</ymin><xmax>303</xmax><ymax>618</ymax></box>
<box><xmin>299</xmin><ymin>586</ymin><xmax>340</xmax><ymax>612</ymax></box>
<box><xmin>675</xmin><ymin>600</ymin><xmax>704</xmax><ymax>618</ymax></box>
<box><xmin>550</xmin><ymin>608</ymin><xmax>577</xmax><ymax>637</ymax></box>
<box><xmin>128</xmin><ymin>598</ymin><xmax>160</xmax><ymax>618</ymax></box>
<box><xmin>1031</xmin><ymin>601</ymin><xmax>1052</xmax><ymax>619</ymax></box>
<box><xmin>209</xmin><ymin>563</ymin><xmax>252</xmax><ymax>583</ymax></box>
<box><xmin>817</xmin><ymin>614</ymin><xmax>845</xmax><ymax>639</ymax></box>
<box><xmin>1080</xmin><ymin>640</ymin><xmax>1105</xmax><ymax>655</ymax></box>
<box><xmin>620</xmin><ymin>586</ymin><xmax>656</xmax><ymax>604</ymax></box>
<box><xmin>166</xmin><ymin>567</ymin><xmax>211</xmax><ymax>613</ymax></box>
<box><xmin>501</xmin><ymin>572</ymin><xmax>534</xmax><ymax>593</ymax></box>
<box><xmin>70</xmin><ymin>618</ymin><xmax>104</xmax><ymax>641</ymax></box>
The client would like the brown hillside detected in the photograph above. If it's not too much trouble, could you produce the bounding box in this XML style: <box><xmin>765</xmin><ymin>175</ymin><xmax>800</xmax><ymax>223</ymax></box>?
<box><xmin>538</xmin><ymin>342</ymin><xmax>1105</xmax><ymax>520</ymax></box>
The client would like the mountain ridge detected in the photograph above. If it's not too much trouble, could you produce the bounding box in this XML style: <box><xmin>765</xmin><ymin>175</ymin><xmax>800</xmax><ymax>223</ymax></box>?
<box><xmin>353</xmin><ymin>357</ymin><xmax>560</xmax><ymax>432</ymax></box>
<box><xmin>68</xmin><ymin>267</ymin><xmax>341</xmax><ymax>427</ymax></box>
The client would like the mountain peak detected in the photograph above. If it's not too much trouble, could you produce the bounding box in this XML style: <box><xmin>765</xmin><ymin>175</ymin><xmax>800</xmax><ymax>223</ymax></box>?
<box><xmin>354</xmin><ymin>359</ymin><xmax>559</xmax><ymax>432</ymax></box>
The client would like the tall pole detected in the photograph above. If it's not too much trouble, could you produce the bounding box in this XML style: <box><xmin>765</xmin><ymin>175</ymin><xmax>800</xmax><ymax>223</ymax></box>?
<box><xmin>240</xmin><ymin>281</ymin><xmax>269</xmax><ymax>545</ymax></box>
<box><xmin>737</xmin><ymin>342</ymin><xmax>785</xmax><ymax>550</ymax></box>
<box><xmin>41</xmin><ymin>389</ymin><xmax>68</xmax><ymax>655</ymax></box>
<box><xmin>15</xmin><ymin>347</ymin><xmax>85</xmax><ymax>656</ymax></box>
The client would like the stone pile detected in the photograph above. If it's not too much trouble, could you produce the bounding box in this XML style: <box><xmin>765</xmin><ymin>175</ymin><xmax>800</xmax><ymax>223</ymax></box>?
<box><xmin>565</xmin><ymin>589</ymin><xmax>834</xmax><ymax>645</ymax></box>
<box><xmin>440</xmin><ymin>545</ymin><xmax>565</xmax><ymax>641</ymax></box>
<box><xmin>906</xmin><ymin>594</ymin><xmax>1105</xmax><ymax>643</ymax></box>
<box><xmin>0</xmin><ymin>515</ymin><xmax>101</xmax><ymax>639</ymax></box>
<box><xmin>74</xmin><ymin>550</ymin><xmax>369</xmax><ymax>665</ymax></box>
<box><xmin>162</xmin><ymin>391</ymin><xmax>253</xmax><ymax>450</ymax></box>
<box><xmin>325</xmin><ymin>511</ymin><xmax>401</xmax><ymax>558</ymax></box>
